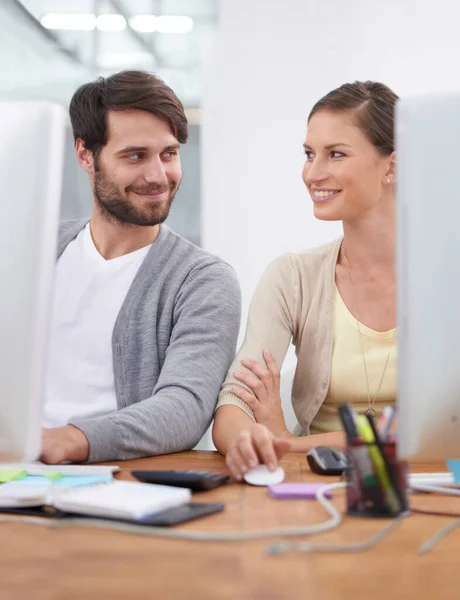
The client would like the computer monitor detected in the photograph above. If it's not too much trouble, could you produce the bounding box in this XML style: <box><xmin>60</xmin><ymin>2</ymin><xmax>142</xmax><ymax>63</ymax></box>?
<box><xmin>397</xmin><ymin>90</ymin><xmax>460</xmax><ymax>461</ymax></box>
<box><xmin>0</xmin><ymin>101</ymin><xmax>66</xmax><ymax>461</ymax></box>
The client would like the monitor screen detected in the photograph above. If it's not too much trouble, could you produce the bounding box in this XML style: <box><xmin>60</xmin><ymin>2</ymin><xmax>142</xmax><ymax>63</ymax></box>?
<box><xmin>397</xmin><ymin>91</ymin><xmax>460</xmax><ymax>461</ymax></box>
<box><xmin>0</xmin><ymin>101</ymin><xmax>66</xmax><ymax>461</ymax></box>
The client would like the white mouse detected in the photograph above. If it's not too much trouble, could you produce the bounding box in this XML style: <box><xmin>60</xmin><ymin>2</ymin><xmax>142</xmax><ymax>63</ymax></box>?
<box><xmin>243</xmin><ymin>465</ymin><xmax>285</xmax><ymax>486</ymax></box>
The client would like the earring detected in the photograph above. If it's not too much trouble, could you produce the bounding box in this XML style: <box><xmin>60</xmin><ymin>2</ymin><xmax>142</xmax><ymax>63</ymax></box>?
<box><xmin>386</xmin><ymin>177</ymin><xmax>391</xmax><ymax>183</ymax></box>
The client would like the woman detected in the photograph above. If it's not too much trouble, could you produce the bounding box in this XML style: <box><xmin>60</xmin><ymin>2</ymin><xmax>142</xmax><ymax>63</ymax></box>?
<box><xmin>212</xmin><ymin>81</ymin><xmax>398</xmax><ymax>480</ymax></box>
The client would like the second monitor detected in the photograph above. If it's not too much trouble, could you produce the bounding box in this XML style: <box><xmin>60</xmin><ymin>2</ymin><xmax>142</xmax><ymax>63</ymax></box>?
<box><xmin>397</xmin><ymin>90</ymin><xmax>460</xmax><ymax>461</ymax></box>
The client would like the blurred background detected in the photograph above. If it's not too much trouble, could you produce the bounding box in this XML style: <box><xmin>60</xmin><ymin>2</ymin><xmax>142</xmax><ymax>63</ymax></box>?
<box><xmin>3</xmin><ymin>0</ymin><xmax>460</xmax><ymax>443</ymax></box>
<box><xmin>5</xmin><ymin>0</ymin><xmax>460</xmax><ymax>311</ymax></box>
<box><xmin>1</xmin><ymin>0</ymin><xmax>217</xmax><ymax>246</ymax></box>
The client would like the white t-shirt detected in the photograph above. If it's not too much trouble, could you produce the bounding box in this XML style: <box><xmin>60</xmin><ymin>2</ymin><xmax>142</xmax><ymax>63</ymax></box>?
<box><xmin>43</xmin><ymin>224</ymin><xmax>151</xmax><ymax>428</ymax></box>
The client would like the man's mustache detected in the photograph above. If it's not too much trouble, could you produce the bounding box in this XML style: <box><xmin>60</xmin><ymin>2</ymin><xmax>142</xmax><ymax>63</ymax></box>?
<box><xmin>127</xmin><ymin>183</ymin><xmax>174</xmax><ymax>195</ymax></box>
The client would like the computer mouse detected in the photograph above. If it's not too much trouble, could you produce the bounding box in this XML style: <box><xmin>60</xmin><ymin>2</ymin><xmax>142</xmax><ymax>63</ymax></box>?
<box><xmin>243</xmin><ymin>465</ymin><xmax>285</xmax><ymax>486</ymax></box>
<box><xmin>306</xmin><ymin>446</ymin><xmax>347</xmax><ymax>476</ymax></box>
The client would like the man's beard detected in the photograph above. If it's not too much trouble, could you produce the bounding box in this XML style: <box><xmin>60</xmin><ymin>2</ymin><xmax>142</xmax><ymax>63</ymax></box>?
<box><xmin>94</xmin><ymin>164</ymin><xmax>179</xmax><ymax>227</ymax></box>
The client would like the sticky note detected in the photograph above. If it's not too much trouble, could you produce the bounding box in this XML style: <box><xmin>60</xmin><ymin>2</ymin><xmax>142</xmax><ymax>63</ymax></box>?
<box><xmin>23</xmin><ymin>474</ymin><xmax>113</xmax><ymax>488</ymax></box>
<box><xmin>446</xmin><ymin>460</ymin><xmax>460</xmax><ymax>484</ymax></box>
<box><xmin>53</xmin><ymin>474</ymin><xmax>113</xmax><ymax>487</ymax></box>
<box><xmin>42</xmin><ymin>472</ymin><xmax>63</xmax><ymax>481</ymax></box>
<box><xmin>0</xmin><ymin>469</ymin><xmax>27</xmax><ymax>483</ymax></box>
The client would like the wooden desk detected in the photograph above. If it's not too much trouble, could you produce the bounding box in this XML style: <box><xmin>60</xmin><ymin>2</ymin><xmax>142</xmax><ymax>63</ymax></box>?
<box><xmin>0</xmin><ymin>451</ymin><xmax>459</xmax><ymax>600</ymax></box>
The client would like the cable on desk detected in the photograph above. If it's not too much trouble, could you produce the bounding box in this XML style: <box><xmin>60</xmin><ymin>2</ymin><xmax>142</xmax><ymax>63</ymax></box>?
<box><xmin>409</xmin><ymin>484</ymin><xmax>460</xmax><ymax>518</ymax></box>
<box><xmin>0</xmin><ymin>482</ymin><xmax>347</xmax><ymax>542</ymax></box>
<box><xmin>410</xmin><ymin>484</ymin><xmax>460</xmax><ymax>496</ymax></box>
<box><xmin>265</xmin><ymin>484</ymin><xmax>460</xmax><ymax>556</ymax></box>
<box><xmin>411</xmin><ymin>508</ymin><xmax>460</xmax><ymax>518</ymax></box>
<box><xmin>265</xmin><ymin>489</ymin><xmax>407</xmax><ymax>555</ymax></box>
<box><xmin>409</xmin><ymin>483</ymin><xmax>460</xmax><ymax>553</ymax></box>
<box><xmin>417</xmin><ymin>519</ymin><xmax>460</xmax><ymax>555</ymax></box>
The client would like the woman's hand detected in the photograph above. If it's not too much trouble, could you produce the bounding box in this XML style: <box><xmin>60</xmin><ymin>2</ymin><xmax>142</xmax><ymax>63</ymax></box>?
<box><xmin>231</xmin><ymin>349</ymin><xmax>289</xmax><ymax>437</ymax></box>
<box><xmin>225</xmin><ymin>423</ymin><xmax>291</xmax><ymax>481</ymax></box>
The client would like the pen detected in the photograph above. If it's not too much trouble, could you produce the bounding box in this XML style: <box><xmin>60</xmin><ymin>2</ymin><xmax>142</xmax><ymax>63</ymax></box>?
<box><xmin>377</xmin><ymin>406</ymin><xmax>391</xmax><ymax>436</ymax></box>
<box><xmin>338</xmin><ymin>404</ymin><xmax>381</xmax><ymax>507</ymax></box>
<box><xmin>356</xmin><ymin>415</ymin><xmax>401</xmax><ymax>514</ymax></box>
<box><xmin>338</xmin><ymin>404</ymin><xmax>359</xmax><ymax>443</ymax></box>
<box><xmin>380</xmin><ymin>406</ymin><xmax>397</xmax><ymax>441</ymax></box>
<box><xmin>365</xmin><ymin>412</ymin><xmax>407</xmax><ymax>512</ymax></box>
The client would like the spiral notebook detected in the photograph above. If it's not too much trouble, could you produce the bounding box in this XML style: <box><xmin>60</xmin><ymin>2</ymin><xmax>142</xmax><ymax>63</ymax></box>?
<box><xmin>52</xmin><ymin>480</ymin><xmax>192</xmax><ymax>521</ymax></box>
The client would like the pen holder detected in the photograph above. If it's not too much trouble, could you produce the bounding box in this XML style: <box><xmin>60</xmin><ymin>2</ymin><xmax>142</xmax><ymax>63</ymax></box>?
<box><xmin>346</xmin><ymin>440</ymin><xmax>408</xmax><ymax>518</ymax></box>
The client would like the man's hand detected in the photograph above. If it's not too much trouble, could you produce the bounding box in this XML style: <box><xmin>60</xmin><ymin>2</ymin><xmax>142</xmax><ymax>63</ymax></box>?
<box><xmin>40</xmin><ymin>426</ymin><xmax>89</xmax><ymax>464</ymax></box>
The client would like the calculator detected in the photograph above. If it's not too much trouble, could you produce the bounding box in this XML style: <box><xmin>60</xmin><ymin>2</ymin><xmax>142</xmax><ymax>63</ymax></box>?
<box><xmin>131</xmin><ymin>470</ymin><xmax>230</xmax><ymax>492</ymax></box>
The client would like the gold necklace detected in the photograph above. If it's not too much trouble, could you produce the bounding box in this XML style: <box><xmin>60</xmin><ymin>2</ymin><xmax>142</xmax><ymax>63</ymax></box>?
<box><xmin>342</xmin><ymin>243</ymin><xmax>396</xmax><ymax>417</ymax></box>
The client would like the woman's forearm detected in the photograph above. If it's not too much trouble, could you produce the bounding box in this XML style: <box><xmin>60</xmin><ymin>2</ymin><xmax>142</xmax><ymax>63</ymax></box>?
<box><xmin>283</xmin><ymin>430</ymin><xmax>346</xmax><ymax>453</ymax></box>
<box><xmin>213</xmin><ymin>405</ymin><xmax>346</xmax><ymax>455</ymax></box>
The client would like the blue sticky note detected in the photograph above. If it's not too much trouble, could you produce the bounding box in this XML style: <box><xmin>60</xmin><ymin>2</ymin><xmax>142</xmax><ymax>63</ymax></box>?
<box><xmin>23</xmin><ymin>474</ymin><xmax>113</xmax><ymax>488</ymax></box>
<box><xmin>53</xmin><ymin>475</ymin><xmax>113</xmax><ymax>488</ymax></box>
<box><xmin>446</xmin><ymin>460</ymin><xmax>460</xmax><ymax>484</ymax></box>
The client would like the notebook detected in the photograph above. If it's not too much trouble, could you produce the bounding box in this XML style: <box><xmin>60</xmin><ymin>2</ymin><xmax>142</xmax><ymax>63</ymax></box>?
<box><xmin>0</xmin><ymin>463</ymin><xmax>119</xmax><ymax>476</ymax></box>
<box><xmin>0</xmin><ymin>481</ymin><xmax>52</xmax><ymax>507</ymax></box>
<box><xmin>52</xmin><ymin>481</ymin><xmax>192</xmax><ymax>521</ymax></box>
<box><xmin>0</xmin><ymin>475</ymin><xmax>115</xmax><ymax>507</ymax></box>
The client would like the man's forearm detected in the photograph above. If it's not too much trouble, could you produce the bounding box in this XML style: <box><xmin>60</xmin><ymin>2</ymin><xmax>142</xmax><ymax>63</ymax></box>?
<box><xmin>70</xmin><ymin>387</ymin><xmax>213</xmax><ymax>462</ymax></box>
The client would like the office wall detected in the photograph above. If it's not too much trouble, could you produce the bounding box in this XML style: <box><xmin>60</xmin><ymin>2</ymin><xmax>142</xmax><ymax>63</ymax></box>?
<box><xmin>201</xmin><ymin>0</ymin><xmax>460</xmax><ymax>328</ymax></box>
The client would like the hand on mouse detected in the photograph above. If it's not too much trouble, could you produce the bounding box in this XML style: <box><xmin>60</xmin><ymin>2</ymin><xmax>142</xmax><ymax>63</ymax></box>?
<box><xmin>225</xmin><ymin>423</ymin><xmax>291</xmax><ymax>481</ymax></box>
<box><xmin>231</xmin><ymin>349</ymin><xmax>289</xmax><ymax>437</ymax></box>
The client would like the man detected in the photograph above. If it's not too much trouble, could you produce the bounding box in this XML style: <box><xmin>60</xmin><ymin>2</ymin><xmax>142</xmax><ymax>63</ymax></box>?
<box><xmin>41</xmin><ymin>70</ymin><xmax>241</xmax><ymax>464</ymax></box>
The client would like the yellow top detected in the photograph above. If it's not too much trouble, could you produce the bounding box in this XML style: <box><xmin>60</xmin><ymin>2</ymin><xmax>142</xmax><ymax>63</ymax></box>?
<box><xmin>310</xmin><ymin>286</ymin><xmax>397</xmax><ymax>434</ymax></box>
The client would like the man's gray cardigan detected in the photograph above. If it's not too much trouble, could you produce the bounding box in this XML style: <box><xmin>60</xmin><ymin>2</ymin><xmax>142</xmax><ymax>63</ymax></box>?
<box><xmin>57</xmin><ymin>220</ymin><xmax>241</xmax><ymax>462</ymax></box>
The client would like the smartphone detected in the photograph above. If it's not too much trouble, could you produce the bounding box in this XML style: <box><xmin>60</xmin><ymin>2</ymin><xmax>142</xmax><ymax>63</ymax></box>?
<box><xmin>135</xmin><ymin>502</ymin><xmax>224</xmax><ymax>526</ymax></box>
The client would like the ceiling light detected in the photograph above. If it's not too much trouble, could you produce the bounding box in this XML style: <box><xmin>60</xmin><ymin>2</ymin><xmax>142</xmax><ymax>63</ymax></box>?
<box><xmin>41</xmin><ymin>12</ymin><xmax>193</xmax><ymax>34</ymax></box>
<box><xmin>96</xmin><ymin>14</ymin><xmax>126</xmax><ymax>31</ymax></box>
<box><xmin>155</xmin><ymin>16</ymin><xmax>194</xmax><ymax>34</ymax></box>
<box><xmin>41</xmin><ymin>13</ymin><xmax>96</xmax><ymax>31</ymax></box>
<box><xmin>129</xmin><ymin>15</ymin><xmax>157</xmax><ymax>33</ymax></box>
<box><xmin>129</xmin><ymin>15</ymin><xmax>194</xmax><ymax>34</ymax></box>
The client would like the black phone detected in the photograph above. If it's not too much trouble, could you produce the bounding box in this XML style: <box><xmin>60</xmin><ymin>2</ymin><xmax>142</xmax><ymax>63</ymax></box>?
<box><xmin>135</xmin><ymin>502</ymin><xmax>224</xmax><ymax>526</ymax></box>
<box><xmin>131</xmin><ymin>470</ymin><xmax>229</xmax><ymax>492</ymax></box>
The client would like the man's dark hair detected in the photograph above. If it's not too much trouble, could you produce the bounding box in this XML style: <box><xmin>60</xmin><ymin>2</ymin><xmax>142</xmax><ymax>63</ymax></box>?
<box><xmin>69</xmin><ymin>70</ymin><xmax>188</xmax><ymax>157</ymax></box>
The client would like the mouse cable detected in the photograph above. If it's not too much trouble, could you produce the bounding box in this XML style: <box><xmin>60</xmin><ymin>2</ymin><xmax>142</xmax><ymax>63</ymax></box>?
<box><xmin>0</xmin><ymin>482</ymin><xmax>346</xmax><ymax>542</ymax></box>
<box><xmin>265</xmin><ymin>486</ymin><xmax>407</xmax><ymax>556</ymax></box>
<box><xmin>266</xmin><ymin>496</ymin><xmax>460</xmax><ymax>556</ymax></box>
